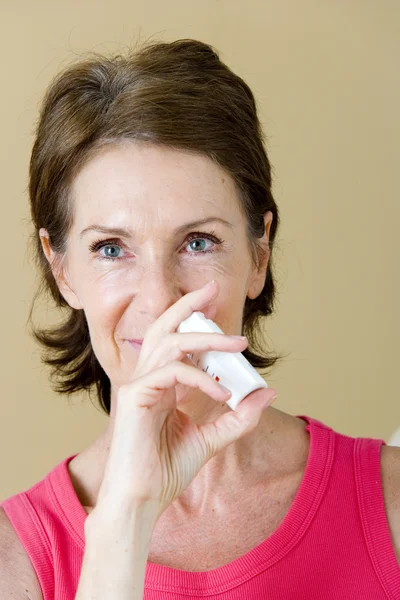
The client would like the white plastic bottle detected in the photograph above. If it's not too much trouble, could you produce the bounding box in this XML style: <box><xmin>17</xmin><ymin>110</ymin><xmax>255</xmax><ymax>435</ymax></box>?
<box><xmin>177</xmin><ymin>311</ymin><xmax>268</xmax><ymax>410</ymax></box>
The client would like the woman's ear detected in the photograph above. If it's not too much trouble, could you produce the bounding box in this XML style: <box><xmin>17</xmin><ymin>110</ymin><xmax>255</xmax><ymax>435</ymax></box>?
<box><xmin>39</xmin><ymin>228</ymin><xmax>83</xmax><ymax>310</ymax></box>
<box><xmin>246</xmin><ymin>211</ymin><xmax>273</xmax><ymax>301</ymax></box>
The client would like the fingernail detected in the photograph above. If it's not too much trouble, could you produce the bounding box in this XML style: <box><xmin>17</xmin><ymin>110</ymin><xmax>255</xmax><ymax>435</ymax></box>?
<box><xmin>263</xmin><ymin>390</ymin><xmax>278</xmax><ymax>407</ymax></box>
<box><xmin>204</xmin><ymin>279</ymin><xmax>215</xmax><ymax>288</ymax></box>
<box><xmin>220</xmin><ymin>384</ymin><xmax>232</xmax><ymax>396</ymax></box>
<box><xmin>230</xmin><ymin>335</ymin><xmax>247</xmax><ymax>339</ymax></box>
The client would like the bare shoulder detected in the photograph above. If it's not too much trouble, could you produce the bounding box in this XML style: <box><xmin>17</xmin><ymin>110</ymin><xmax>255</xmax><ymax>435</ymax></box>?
<box><xmin>0</xmin><ymin>506</ymin><xmax>44</xmax><ymax>600</ymax></box>
<box><xmin>380</xmin><ymin>445</ymin><xmax>400</xmax><ymax>565</ymax></box>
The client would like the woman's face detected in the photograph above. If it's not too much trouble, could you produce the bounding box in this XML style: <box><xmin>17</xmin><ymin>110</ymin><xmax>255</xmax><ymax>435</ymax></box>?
<box><xmin>41</xmin><ymin>141</ymin><xmax>272</xmax><ymax>393</ymax></box>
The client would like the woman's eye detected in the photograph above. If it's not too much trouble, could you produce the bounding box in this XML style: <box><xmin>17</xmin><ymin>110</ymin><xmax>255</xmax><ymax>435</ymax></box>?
<box><xmin>100</xmin><ymin>244</ymin><xmax>125</xmax><ymax>259</ymax></box>
<box><xmin>89</xmin><ymin>239</ymin><xmax>125</xmax><ymax>260</ymax></box>
<box><xmin>88</xmin><ymin>239</ymin><xmax>127</xmax><ymax>260</ymax></box>
<box><xmin>186</xmin><ymin>238</ymin><xmax>212</xmax><ymax>253</ymax></box>
<box><xmin>185</xmin><ymin>232</ymin><xmax>223</xmax><ymax>255</ymax></box>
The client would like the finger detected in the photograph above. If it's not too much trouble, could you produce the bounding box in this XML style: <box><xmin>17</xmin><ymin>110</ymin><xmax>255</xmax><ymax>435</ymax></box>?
<box><xmin>174</xmin><ymin>352</ymin><xmax>230</xmax><ymax>408</ymax></box>
<box><xmin>172</xmin><ymin>354</ymin><xmax>198</xmax><ymax>405</ymax></box>
<box><xmin>141</xmin><ymin>332</ymin><xmax>248</xmax><ymax>372</ymax></box>
<box><xmin>144</xmin><ymin>280</ymin><xmax>220</xmax><ymax>345</ymax></box>
<box><xmin>128</xmin><ymin>360</ymin><xmax>233</xmax><ymax>410</ymax></box>
<box><xmin>198</xmin><ymin>387</ymin><xmax>278</xmax><ymax>459</ymax></box>
<box><xmin>170</xmin><ymin>331</ymin><xmax>248</xmax><ymax>355</ymax></box>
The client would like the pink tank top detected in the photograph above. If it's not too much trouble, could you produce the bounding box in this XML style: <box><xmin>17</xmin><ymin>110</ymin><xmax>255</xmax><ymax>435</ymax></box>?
<box><xmin>1</xmin><ymin>415</ymin><xmax>400</xmax><ymax>599</ymax></box>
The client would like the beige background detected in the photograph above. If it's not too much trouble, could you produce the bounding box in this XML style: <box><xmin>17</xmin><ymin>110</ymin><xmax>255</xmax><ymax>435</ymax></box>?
<box><xmin>1</xmin><ymin>0</ymin><xmax>399</xmax><ymax>501</ymax></box>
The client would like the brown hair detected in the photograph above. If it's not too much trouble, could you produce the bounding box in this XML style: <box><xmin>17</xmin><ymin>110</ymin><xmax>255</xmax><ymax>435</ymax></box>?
<box><xmin>29</xmin><ymin>38</ymin><xmax>286</xmax><ymax>416</ymax></box>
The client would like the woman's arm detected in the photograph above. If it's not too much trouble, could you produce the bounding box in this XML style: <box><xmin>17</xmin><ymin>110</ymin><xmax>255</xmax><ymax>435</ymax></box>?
<box><xmin>74</xmin><ymin>503</ymin><xmax>156</xmax><ymax>600</ymax></box>
<box><xmin>0</xmin><ymin>507</ymin><xmax>43</xmax><ymax>600</ymax></box>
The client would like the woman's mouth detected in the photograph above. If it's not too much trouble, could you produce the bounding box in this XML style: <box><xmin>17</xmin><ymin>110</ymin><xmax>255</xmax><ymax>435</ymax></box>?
<box><xmin>127</xmin><ymin>339</ymin><xmax>143</xmax><ymax>349</ymax></box>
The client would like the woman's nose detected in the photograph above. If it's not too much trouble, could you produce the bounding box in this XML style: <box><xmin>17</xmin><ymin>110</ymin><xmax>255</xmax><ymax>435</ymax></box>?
<box><xmin>133</xmin><ymin>271</ymin><xmax>185</xmax><ymax>319</ymax></box>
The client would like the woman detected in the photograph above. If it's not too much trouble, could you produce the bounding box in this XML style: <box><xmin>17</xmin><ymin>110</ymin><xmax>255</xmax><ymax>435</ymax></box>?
<box><xmin>1</xmin><ymin>38</ymin><xmax>399</xmax><ymax>599</ymax></box>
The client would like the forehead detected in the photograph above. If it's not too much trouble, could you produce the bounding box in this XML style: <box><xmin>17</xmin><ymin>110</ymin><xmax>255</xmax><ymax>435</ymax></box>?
<box><xmin>70</xmin><ymin>141</ymin><xmax>241</xmax><ymax>228</ymax></box>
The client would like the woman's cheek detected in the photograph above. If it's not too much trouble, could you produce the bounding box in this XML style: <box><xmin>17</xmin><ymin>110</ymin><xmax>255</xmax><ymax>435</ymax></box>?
<box><xmin>82</xmin><ymin>278</ymin><xmax>129</xmax><ymax>370</ymax></box>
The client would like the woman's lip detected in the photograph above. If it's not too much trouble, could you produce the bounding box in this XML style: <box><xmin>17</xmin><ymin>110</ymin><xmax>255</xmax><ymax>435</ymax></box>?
<box><xmin>127</xmin><ymin>339</ymin><xmax>143</xmax><ymax>346</ymax></box>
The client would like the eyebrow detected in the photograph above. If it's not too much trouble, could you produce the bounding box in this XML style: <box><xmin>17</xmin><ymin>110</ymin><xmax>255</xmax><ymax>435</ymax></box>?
<box><xmin>80</xmin><ymin>217</ymin><xmax>233</xmax><ymax>239</ymax></box>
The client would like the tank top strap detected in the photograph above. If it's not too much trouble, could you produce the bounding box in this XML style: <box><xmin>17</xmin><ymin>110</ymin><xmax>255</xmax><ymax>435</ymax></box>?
<box><xmin>1</xmin><ymin>484</ymin><xmax>55</xmax><ymax>599</ymax></box>
<box><xmin>354</xmin><ymin>436</ymin><xmax>400</xmax><ymax>596</ymax></box>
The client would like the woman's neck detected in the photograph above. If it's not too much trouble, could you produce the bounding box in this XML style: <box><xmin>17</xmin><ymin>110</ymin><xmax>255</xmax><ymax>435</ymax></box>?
<box><xmin>68</xmin><ymin>406</ymin><xmax>309</xmax><ymax>518</ymax></box>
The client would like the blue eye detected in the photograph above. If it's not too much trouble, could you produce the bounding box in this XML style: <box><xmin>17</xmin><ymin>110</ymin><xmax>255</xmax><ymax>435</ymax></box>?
<box><xmin>100</xmin><ymin>245</ymin><xmax>125</xmax><ymax>259</ymax></box>
<box><xmin>185</xmin><ymin>232</ymin><xmax>224</xmax><ymax>255</ymax></box>
<box><xmin>88</xmin><ymin>239</ymin><xmax>126</xmax><ymax>261</ymax></box>
<box><xmin>187</xmin><ymin>238</ymin><xmax>210</xmax><ymax>253</ymax></box>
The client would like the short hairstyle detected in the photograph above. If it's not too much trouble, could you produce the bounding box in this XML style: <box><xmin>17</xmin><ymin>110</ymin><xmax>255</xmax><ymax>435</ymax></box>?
<box><xmin>28</xmin><ymin>38</ymin><xmax>286</xmax><ymax>415</ymax></box>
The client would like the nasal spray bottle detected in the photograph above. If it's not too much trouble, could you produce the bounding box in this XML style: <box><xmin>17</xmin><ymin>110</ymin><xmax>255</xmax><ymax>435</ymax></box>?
<box><xmin>177</xmin><ymin>311</ymin><xmax>268</xmax><ymax>411</ymax></box>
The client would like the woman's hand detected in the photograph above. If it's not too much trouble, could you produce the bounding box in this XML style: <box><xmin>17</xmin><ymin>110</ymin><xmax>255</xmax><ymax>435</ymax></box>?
<box><xmin>93</xmin><ymin>279</ymin><xmax>278</xmax><ymax>526</ymax></box>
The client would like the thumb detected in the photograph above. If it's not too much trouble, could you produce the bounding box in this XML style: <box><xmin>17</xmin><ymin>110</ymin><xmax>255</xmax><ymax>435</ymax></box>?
<box><xmin>199</xmin><ymin>387</ymin><xmax>278</xmax><ymax>458</ymax></box>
